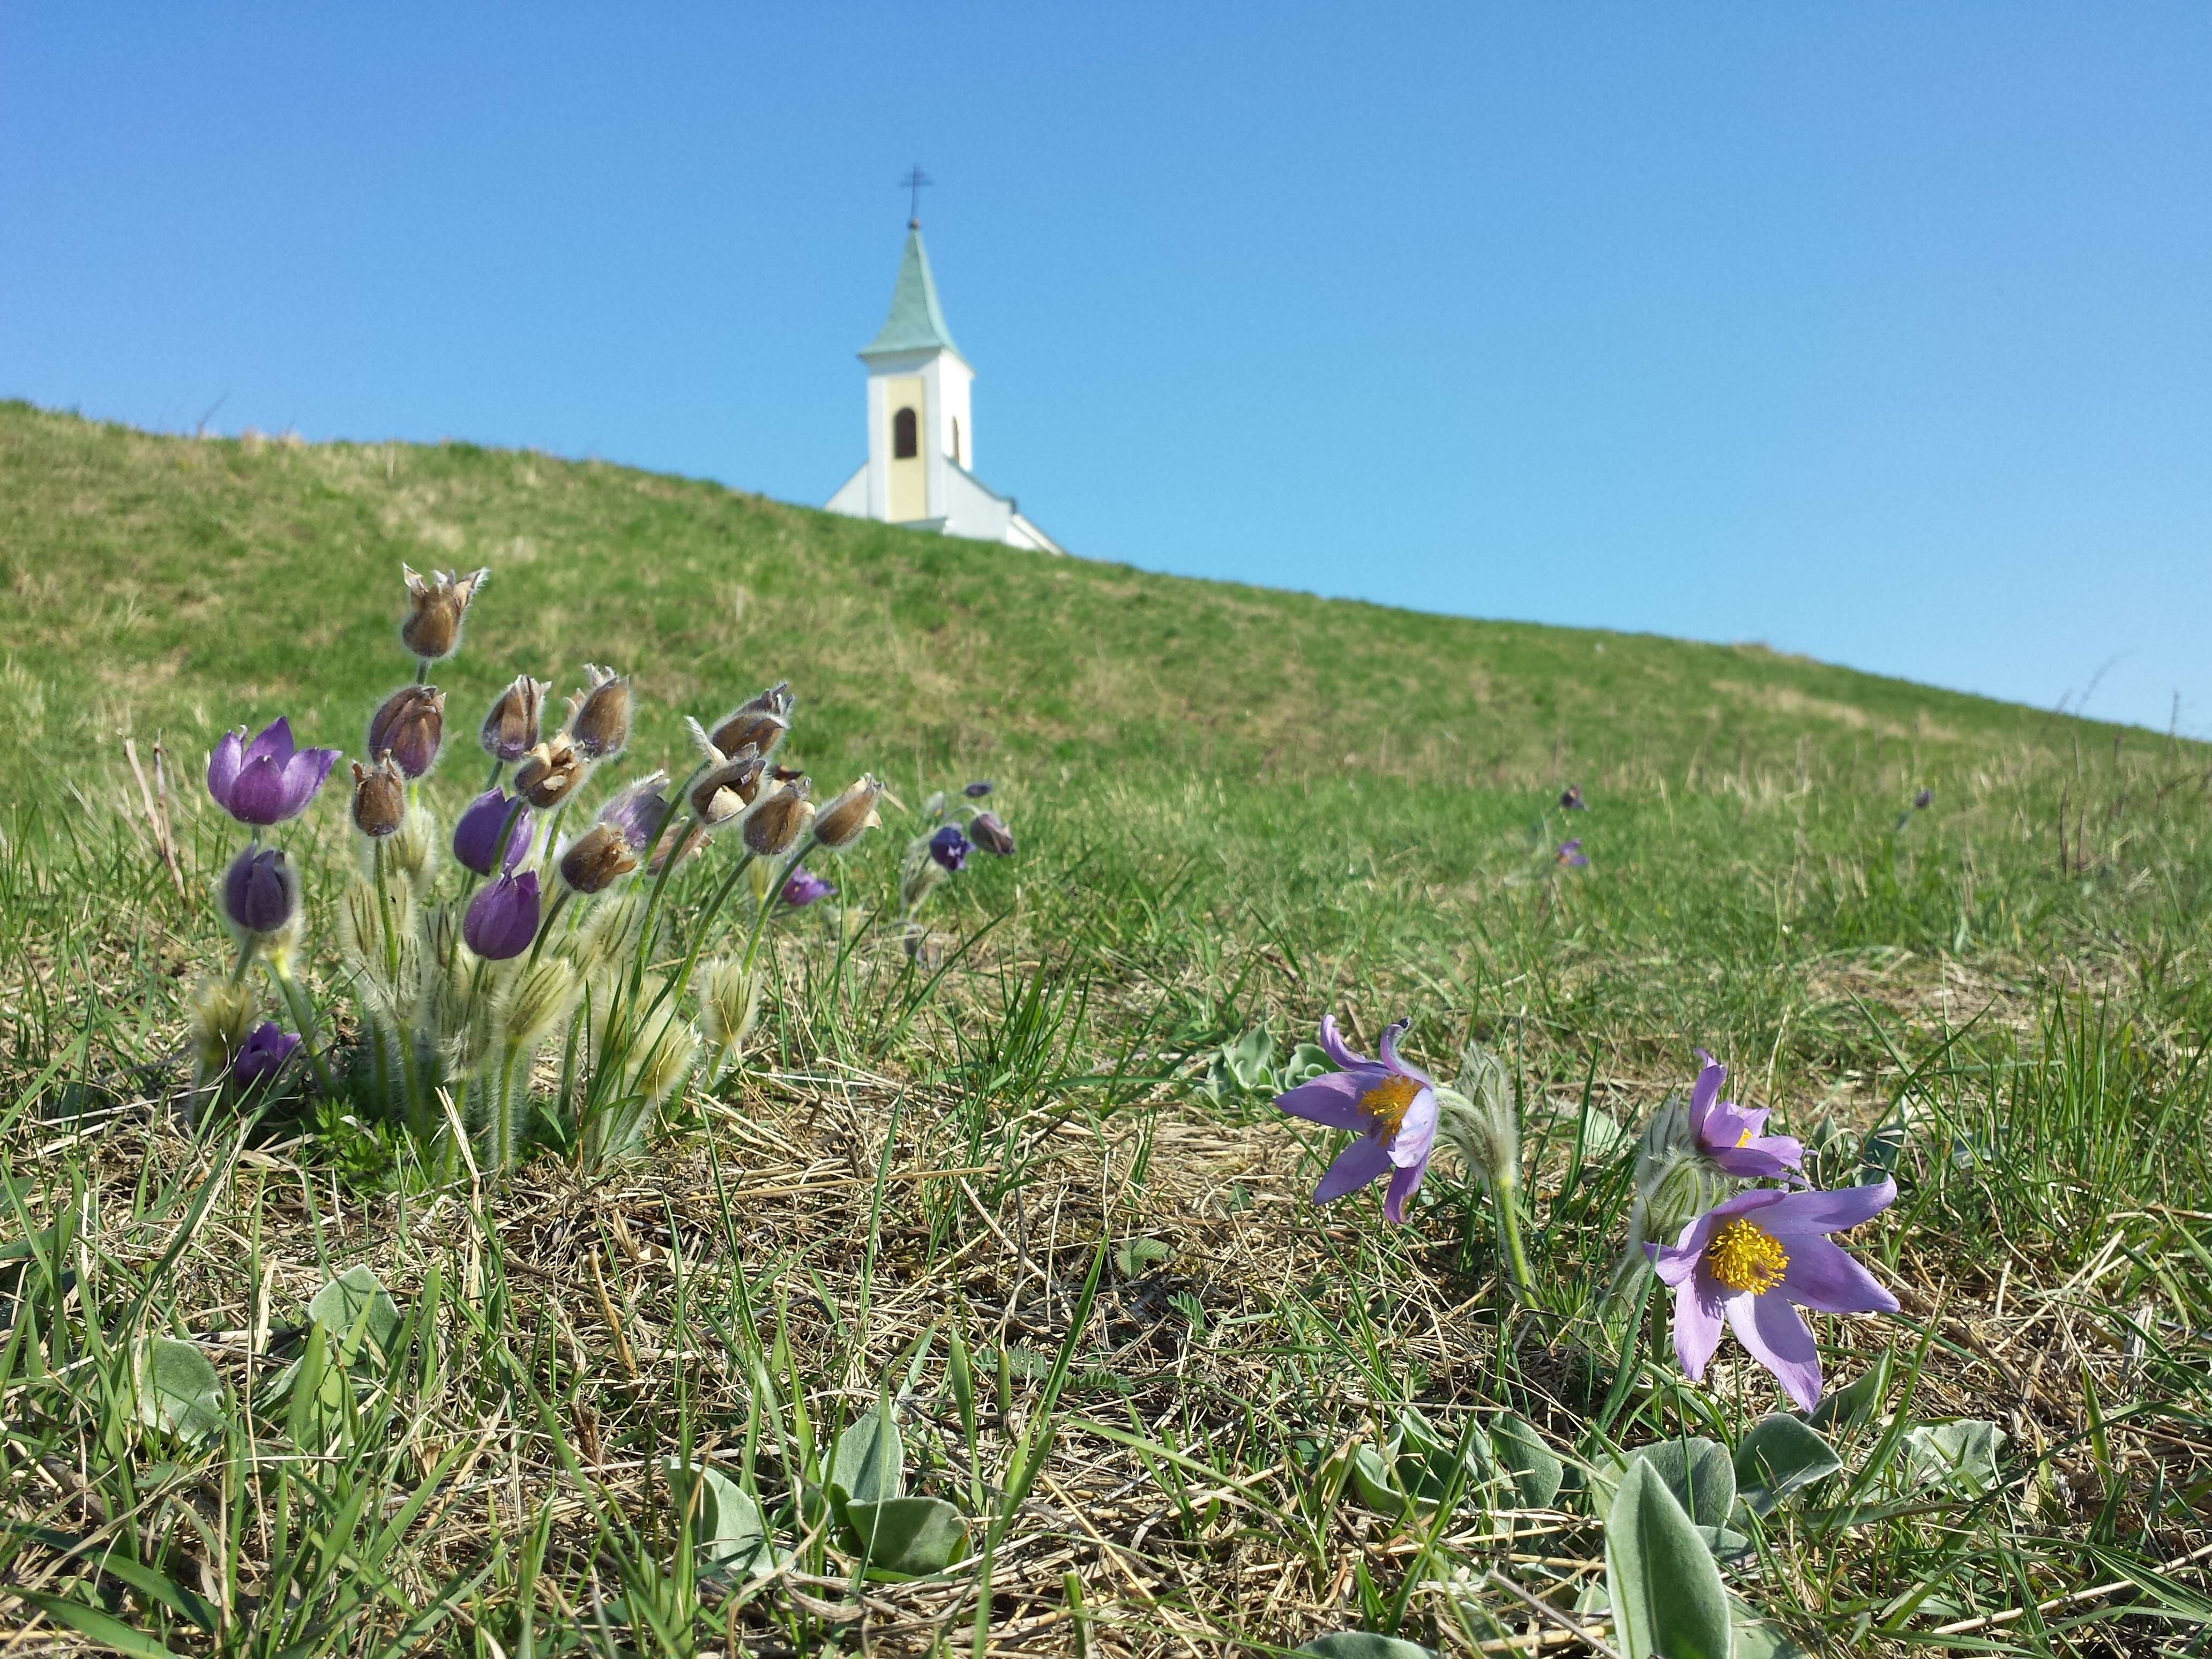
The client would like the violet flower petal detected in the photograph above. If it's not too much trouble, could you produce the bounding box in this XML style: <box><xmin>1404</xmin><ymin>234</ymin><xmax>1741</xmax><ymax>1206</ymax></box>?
<box><xmin>1777</xmin><ymin>1235</ymin><xmax>1900</xmax><ymax>1314</ymax></box>
<box><xmin>1273</xmin><ymin>1072</ymin><xmax>1370</xmax><ymax>1131</ymax></box>
<box><xmin>243</xmin><ymin>716</ymin><xmax>295</xmax><ymax>767</ymax></box>
<box><xmin>1382</xmin><ymin>1157</ymin><xmax>1426</xmax><ymax>1224</ymax></box>
<box><xmin>276</xmin><ymin>746</ymin><xmax>339</xmax><ymax>818</ymax></box>
<box><xmin>1688</xmin><ymin>1057</ymin><xmax>1724</xmax><ymax>1137</ymax></box>
<box><xmin>1317</xmin><ymin>1014</ymin><xmax>1368</xmax><ymax>1072</ymax></box>
<box><xmin>1707</xmin><ymin>1142</ymin><xmax>1803</xmax><ymax>1179</ymax></box>
<box><xmin>208</xmin><ymin>731</ymin><xmax>244</xmax><ymax>811</ymax></box>
<box><xmin>1377</xmin><ymin>1019</ymin><xmax>1435</xmax><ymax>1087</ymax></box>
<box><xmin>1728</xmin><ymin>1290</ymin><xmax>1824</xmax><ymax>1412</ymax></box>
<box><xmin>1763</xmin><ymin>1178</ymin><xmax>1897</xmax><ymax>1236</ymax></box>
<box><xmin>1389</xmin><ymin>1088</ymin><xmax>1439</xmax><ymax>1169</ymax></box>
<box><xmin>1313</xmin><ymin>1137</ymin><xmax>1392</xmax><ymax>1204</ymax></box>
<box><xmin>1674</xmin><ymin>1279</ymin><xmax>1728</xmax><ymax>1380</ymax></box>
<box><xmin>226</xmin><ymin>756</ymin><xmax>293</xmax><ymax>826</ymax></box>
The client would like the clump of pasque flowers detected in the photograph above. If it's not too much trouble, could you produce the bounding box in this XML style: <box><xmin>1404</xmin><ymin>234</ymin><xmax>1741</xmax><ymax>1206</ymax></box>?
<box><xmin>190</xmin><ymin>562</ymin><xmax>886</xmax><ymax>1179</ymax></box>
<box><xmin>897</xmin><ymin>779</ymin><xmax>1017</xmax><ymax>953</ymax></box>
<box><xmin>1621</xmin><ymin>1050</ymin><xmax>1896</xmax><ymax>1411</ymax></box>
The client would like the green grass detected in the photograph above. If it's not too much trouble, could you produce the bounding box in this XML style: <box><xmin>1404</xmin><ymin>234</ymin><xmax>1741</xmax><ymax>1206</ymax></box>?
<box><xmin>3</xmin><ymin>399</ymin><xmax>2210</xmax><ymax>1656</ymax></box>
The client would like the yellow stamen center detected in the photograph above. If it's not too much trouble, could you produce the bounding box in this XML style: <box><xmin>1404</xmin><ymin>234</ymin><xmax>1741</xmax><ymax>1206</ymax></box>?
<box><xmin>1358</xmin><ymin>1073</ymin><xmax>1422</xmax><ymax>1139</ymax></box>
<box><xmin>1705</xmin><ymin>1218</ymin><xmax>1789</xmax><ymax>1294</ymax></box>
<box><xmin>1736</xmin><ymin>1127</ymin><xmax>1755</xmax><ymax>1147</ymax></box>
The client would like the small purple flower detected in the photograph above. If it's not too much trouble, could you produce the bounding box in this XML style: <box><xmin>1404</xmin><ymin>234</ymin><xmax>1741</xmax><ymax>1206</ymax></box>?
<box><xmin>1556</xmin><ymin>840</ymin><xmax>1588</xmax><ymax>868</ymax></box>
<box><xmin>452</xmin><ymin>788</ymin><xmax>534</xmax><ymax>876</ymax></box>
<box><xmin>1654</xmin><ymin>1180</ymin><xmax>1900</xmax><ymax>1411</ymax></box>
<box><xmin>230</xmin><ymin>1022</ymin><xmax>300</xmax><ymax>1088</ymax></box>
<box><xmin>783</xmin><ymin>869</ymin><xmax>835</xmax><ymax>907</ymax></box>
<box><xmin>963</xmin><ymin>780</ymin><xmax>993</xmax><ymax>798</ymax></box>
<box><xmin>464</xmin><ymin>871</ymin><xmax>541</xmax><ymax>961</ymax></box>
<box><xmin>222</xmin><ymin>847</ymin><xmax>297</xmax><ymax>935</ymax></box>
<box><xmin>597</xmin><ymin>771</ymin><xmax>671</xmax><ymax>852</ymax></box>
<box><xmin>1560</xmin><ymin>785</ymin><xmax>1586</xmax><ymax>811</ymax></box>
<box><xmin>1914</xmin><ymin>788</ymin><xmax>1934</xmax><ymax>810</ymax></box>
<box><xmin>1687</xmin><ymin>1050</ymin><xmax>1803</xmax><ymax>1178</ymax></box>
<box><xmin>928</xmin><ymin>825</ymin><xmax>971</xmax><ymax>871</ymax></box>
<box><xmin>969</xmin><ymin>810</ymin><xmax>1015</xmax><ymax>856</ymax></box>
<box><xmin>1272</xmin><ymin>1015</ymin><xmax>1439</xmax><ymax>1224</ymax></box>
<box><xmin>207</xmin><ymin>717</ymin><xmax>339</xmax><ymax>827</ymax></box>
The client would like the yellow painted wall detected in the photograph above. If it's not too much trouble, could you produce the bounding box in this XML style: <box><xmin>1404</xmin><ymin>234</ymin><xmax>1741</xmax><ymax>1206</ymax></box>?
<box><xmin>885</xmin><ymin>377</ymin><xmax>925</xmax><ymax>521</ymax></box>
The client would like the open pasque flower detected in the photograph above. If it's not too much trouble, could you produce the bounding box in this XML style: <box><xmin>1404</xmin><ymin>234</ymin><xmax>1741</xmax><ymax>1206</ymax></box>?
<box><xmin>1273</xmin><ymin>1015</ymin><xmax>1439</xmax><ymax>1224</ymax></box>
<box><xmin>231</xmin><ymin>1022</ymin><xmax>301</xmax><ymax>1088</ymax></box>
<box><xmin>1654</xmin><ymin>1179</ymin><xmax>1899</xmax><ymax>1411</ymax></box>
<box><xmin>207</xmin><ymin>717</ymin><xmax>339</xmax><ymax>826</ymax></box>
<box><xmin>782</xmin><ymin>869</ymin><xmax>834</xmax><ymax>907</ymax></box>
<box><xmin>1687</xmin><ymin>1050</ymin><xmax>1803</xmax><ymax>1179</ymax></box>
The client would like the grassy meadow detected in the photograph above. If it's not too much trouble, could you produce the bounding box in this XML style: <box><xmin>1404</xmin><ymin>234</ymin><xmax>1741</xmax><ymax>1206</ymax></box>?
<box><xmin>3</xmin><ymin>398</ymin><xmax>2211</xmax><ymax>1656</ymax></box>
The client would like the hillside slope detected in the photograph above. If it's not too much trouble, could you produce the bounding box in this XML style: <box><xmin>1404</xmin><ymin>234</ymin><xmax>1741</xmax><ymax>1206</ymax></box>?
<box><xmin>0</xmin><ymin>401</ymin><xmax>2155</xmax><ymax>794</ymax></box>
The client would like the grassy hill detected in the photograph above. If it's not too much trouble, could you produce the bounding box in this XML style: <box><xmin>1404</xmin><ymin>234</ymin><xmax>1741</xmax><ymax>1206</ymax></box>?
<box><xmin>3</xmin><ymin>400</ymin><xmax>2210</xmax><ymax>1655</ymax></box>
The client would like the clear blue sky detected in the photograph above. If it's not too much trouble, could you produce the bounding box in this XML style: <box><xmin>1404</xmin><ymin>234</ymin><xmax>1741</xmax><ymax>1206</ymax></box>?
<box><xmin>5</xmin><ymin>5</ymin><xmax>2207</xmax><ymax>733</ymax></box>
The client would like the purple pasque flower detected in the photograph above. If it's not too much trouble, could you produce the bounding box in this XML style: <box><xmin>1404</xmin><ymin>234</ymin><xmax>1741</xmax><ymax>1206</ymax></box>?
<box><xmin>597</xmin><ymin>771</ymin><xmax>670</xmax><ymax>852</ymax></box>
<box><xmin>452</xmin><ymin>788</ymin><xmax>534</xmax><ymax>876</ymax></box>
<box><xmin>1560</xmin><ymin>784</ymin><xmax>1586</xmax><ymax>810</ymax></box>
<box><xmin>222</xmin><ymin>847</ymin><xmax>297</xmax><ymax>936</ymax></box>
<box><xmin>231</xmin><ymin>1022</ymin><xmax>301</xmax><ymax>1088</ymax></box>
<box><xmin>928</xmin><ymin>824</ymin><xmax>971</xmax><ymax>871</ymax></box>
<box><xmin>1653</xmin><ymin>1179</ymin><xmax>1900</xmax><ymax>1411</ymax></box>
<box><xmin>1556</xmin><ymin>840</ymin><xmax>1588</xmax><ymax>868</ymax></box>
<box><xmin>207</xmin><ymin>717</ymin><xmax>339</xmax><ymax>827</ymax></box>
<box><xmin>1687</xmin><ymin>1049</ymin><xmax>1803</xmax><ymax>1178</ymax></box>
<box><xmin>963</xmin><ymin>780</ymin><xmax>993</xmax><ymax>798</ymax></box>
<box><xmin>1272</xmin><ymin>1015</ymin><xmax>1439</xmax><ymax>1224</ymax></box>
<box><xmin>463</xmin><ymin>870</ymin><xmax>541</xmax><ymax>961</ymax></box>
<box><xmin>782</xmin><ymin>868</ymin><xmax>835</xmax><ymax>907</ymax></box>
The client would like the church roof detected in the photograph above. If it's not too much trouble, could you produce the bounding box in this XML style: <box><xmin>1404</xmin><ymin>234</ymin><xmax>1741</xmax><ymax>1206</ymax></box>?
<box><xmin>860</xmin><ymin>227</ymin><xmax>962</xmax><ymax>361</ymax></box>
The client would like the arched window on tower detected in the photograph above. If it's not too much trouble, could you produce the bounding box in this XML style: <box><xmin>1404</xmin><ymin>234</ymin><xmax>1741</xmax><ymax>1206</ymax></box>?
<box><xmin>950</xmin><ymin>417</ymin><xmax>962</xmax><ymax>467</ymax></box>
<box><xmin>893</xmin><ymin>407</ymin><xmax>918</xmax><ymax>460</ymax></box>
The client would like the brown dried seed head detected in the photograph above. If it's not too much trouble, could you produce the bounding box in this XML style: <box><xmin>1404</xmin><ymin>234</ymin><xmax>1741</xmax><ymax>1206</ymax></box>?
<box><xmin>558</xmin><ymin>823</ymin><xmax>639</xmax><ymax>895</ymax></box>
<box><xmin>742</xmin><ymin>777</ymin><xmax>814</xmax><ymax>858</ymax></box>
<box><xmin>365</xmin><ymin>685</ymin><xmax>446</xmax><ymax>779</ymax></box>
<box><xmin>567</xmin><ymin>664</ymin><xmax>632</xmax><ymax>760</ymax></box>
<box><xmin>480</xmin><ymin>675</ymin><xmax>549</xmax><ymax>761</ymax></box>
<box><xmin>514</xmin><ymin>734</ymin><xmax>586</xmax><ymax>809</ymax></box>
<box><xmin>399</xmin><ymin>565</ymin><xmax>489</xmax><ymax>661</ymax></box>
<box><xmin>349</xmin><ymin>756</ymin><xmax>408</xmax><ymax>838</ymax></box>
<box><xmin>708</xmin><ymin>681</ymin><xmax>794</xmax><ymax>761</ymax></box>
<box><xmin>689</xmin><ymin>746</ymin><xmax>764</xmax><ymax>827</ymax></box>
<box><xmin>812</xmin><ymin>774</ymin><xmax>886</xmax><ymax>850</ymax></box>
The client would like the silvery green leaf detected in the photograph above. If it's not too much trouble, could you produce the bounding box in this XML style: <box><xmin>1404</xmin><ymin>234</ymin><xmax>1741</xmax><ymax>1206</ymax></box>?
<box><xmin>839</xmin><ymin>1494</ymin><xmax>969</xmax><ymax>1580</ymax></box>
<box><xmin>305</xmin><ymin>1264</ymin><xmax>402</xmax><ymax>1362</ymax></box>
<box><xmin>1348</xmin><ymin>1444</ymin><xmax>1404</xmax><ymax>1513</ymax></box>
<box><xmin>138</xmin><ymin>1337</ymin><xmax>224</xmax><ymax>1444</ymax></box>
<box><xmin>829</xmin><ymin>1402</ymin><xmax>905</xmax><ymax>1505</ymax></box>
<box><xmin>1222</xmin><ymin>1025</ymin><xmax>1275</xmax><ymax>1090</ymax></box>
<box><xmin>670</xmin><ymin>1460</ymin><xmax>786</xmax><ymax>1581</ymax></box>
<box><xmin>1604</xmin><ymin>1458</ymin><xmax>1732</xmax><ymax>1659</ymax></box>
<box><xmin>1393</xmin><ymin>1407</ymin><xmax>1492</xmax><ymax>1507</ymax></box>
<box><xmin>1902</xmin><ymin>1420</ymin><xmax>2005</xmax><ymax>1497</ymax></box>
<box><xmin>1297</xmin><ymin>1636</ymin><xmax>1436</xmax><ymax>1658</ymax></box>
<box><xmin>1491</xmin><ymin>1413</ymin><xmax>1564</xmax><ymax>1509</ymax></box>
<box><xmin>1733</xmin><ymin>1414</ymin><xmax>1841</xmax><ymax>1516</ymax></box>
<box><xmin>1623</xmin><ymin>1438</ymin><xmax>1736</xmax><ymax>1529</ymax></box>
<box><xmin>1282</xmin><ymin>1042</ymin><xmax>1333</xmax><ymax>1087</ymax></box>
<box><xmin>1730</xmin><ymin>1596</ymin><xmax>1811</xmax><ymax>1658</ymax></box>
<box><xmin>1809</xmin><ymin>1355</ymin><xmax>1889</xmax><ymax>1432</ymax></box>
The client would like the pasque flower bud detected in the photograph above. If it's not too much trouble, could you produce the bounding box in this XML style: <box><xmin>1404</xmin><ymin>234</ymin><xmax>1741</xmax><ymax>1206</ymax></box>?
<box><xmin>812</xmin><ymin>775</ymin><xmax>885</xmax><ymax>850</ymax></box>
<box><xmin>349</xmin><ymin>756</ymin><xmax>407</xmax><ymax>837</ymax></box>
<box><xmin>566</xmin><ymin>665</ymin><xmax>632</xmax><ymax>760</ymax></box>
<box><xmin>742</xmin><ymin>777</ymin><xmax>813</xmax><ymax>857</ymax></box>
<box><xmin>480</xmin><ymin>675</ymin><xmax>549</xmax><ymax>763</ymax></box>
<box><xmin>464</xmin><ymin>871</ymin><xmax>541</xmax><ymax>961</ymax></box>
<box><xmin>223</xmin><ymin>846</ymin><xmax>297</xmax><ymax>936</ymax></box>
<box><xmin>558</xmin><ymin>824</ymin><xmax>639</xmax><ymax>895</ymax></box>
<box><xmin>968</xmin><ymin>811</ymin><xmax>1015</xmax><ymax>857</ymax></box>
<box><xmin>514</xmin><ymin>734</ymin><xmax>587</xmax><ymax>810</ymax></box>
<box><xmin>708</xmin><ymin>682</ymin><xmax>793</xmax><ymax>763</ymax></box>
<box><xmin>367</xmin><ymin>685</ymin><xmax>445</xmax><ymax>779</ymax></box>
<box><xmin>399</xmin><ymin>565</ymin><xmax>488</xmax><ymax>661</ymax></box>
<box><xmin>452</xmin><ymin>788</ymin><xmax>533</xmax><ymax>876</ymax></box>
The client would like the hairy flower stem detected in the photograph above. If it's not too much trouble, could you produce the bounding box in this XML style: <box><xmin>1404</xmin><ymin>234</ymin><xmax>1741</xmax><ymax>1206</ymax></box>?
<box><xmin>1493</xmin><ymin>1187</ymin><xmax>1537</xmax><ymax>1303</ymax></box>
<box><xmin>526</xmin><ymin>889</ymin><xmax>574</xmax><ymax>968</ymax></box>
<box><xmin>268</xmin><ymin>965</ymin><xmax>336</xmax><ymax>1097</ymax></box>
<box><xmin>739</xmin><ymin>840</ymin><xmax>817</xmax><ymax>977</ymax></box>
<box><xmin>228</xmin><ymin>936</ymin><xmax>259</xmax><ymax>985</ymax></box>
<box><xmin>483</xmin><ymin>757</ymin><xmax>504</xmax><ymax>791</ymax></box>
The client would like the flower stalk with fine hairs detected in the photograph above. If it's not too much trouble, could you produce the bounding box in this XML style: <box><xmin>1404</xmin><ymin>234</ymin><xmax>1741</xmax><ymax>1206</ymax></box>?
<box><xmin>1432</xmin><ymin>1043</ymin><xmax>1536</xmax><ymax>1299</ymax></box>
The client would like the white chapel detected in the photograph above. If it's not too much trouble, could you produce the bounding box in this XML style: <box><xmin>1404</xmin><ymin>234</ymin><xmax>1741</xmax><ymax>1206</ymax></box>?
<box><xmin>825</xmin><ymin>219</ymin><xmax>1063</xmax><ymax>554</ymax></box>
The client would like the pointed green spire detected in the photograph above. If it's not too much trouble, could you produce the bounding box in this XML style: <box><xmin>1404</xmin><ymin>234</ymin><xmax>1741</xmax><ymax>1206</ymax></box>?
<box><xmin>860</xmin><ymin>227</ymin><xmax>961</xmax><ymax>360</ymax></box>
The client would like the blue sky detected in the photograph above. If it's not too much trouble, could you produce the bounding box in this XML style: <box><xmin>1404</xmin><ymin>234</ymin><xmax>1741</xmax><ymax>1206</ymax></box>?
<box><xmin>5</xmin><ymin>5</ymin><xmax>2207</xmax><ymax>733</ymax></box>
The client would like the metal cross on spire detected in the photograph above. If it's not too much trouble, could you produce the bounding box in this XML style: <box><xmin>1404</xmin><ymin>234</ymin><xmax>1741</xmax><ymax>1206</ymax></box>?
<box><xmin>899</xmin><ymin>165</ymin><xmax>933</xmax><ymax>228</ymax></box>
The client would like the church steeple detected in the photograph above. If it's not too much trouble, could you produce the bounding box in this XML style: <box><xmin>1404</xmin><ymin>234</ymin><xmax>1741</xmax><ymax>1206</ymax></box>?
<box><xmin>860</xmin><ymin>227</ymin><xmax>962</xmax><ymax>362</ymax></box>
